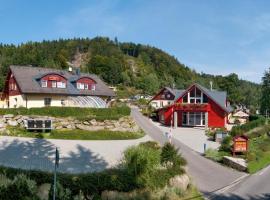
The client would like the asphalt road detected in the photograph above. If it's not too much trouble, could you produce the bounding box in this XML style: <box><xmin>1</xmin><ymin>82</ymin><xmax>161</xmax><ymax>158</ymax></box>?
<box><xmin>220</xmin><ymin>165</ymin><xmax>270</xmax><ymax>200</ymax></box>
<box><xmin>131</xmin><ymin>107</ymin><xmax>247</xmax><ymax>198</ymax></box>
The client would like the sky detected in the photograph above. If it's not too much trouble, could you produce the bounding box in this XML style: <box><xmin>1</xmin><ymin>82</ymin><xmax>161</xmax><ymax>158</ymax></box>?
<box><xmin>0</xmin><ymin>0</ymin><xmax>270</xmax><ymax>83</ymax></box>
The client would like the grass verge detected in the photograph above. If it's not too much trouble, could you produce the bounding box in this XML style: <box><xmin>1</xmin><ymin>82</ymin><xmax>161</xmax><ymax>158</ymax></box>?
<box><xmin>4</xmin><ymin>127</ymin><xmax>145</xmax><ymax>140</ymax></box>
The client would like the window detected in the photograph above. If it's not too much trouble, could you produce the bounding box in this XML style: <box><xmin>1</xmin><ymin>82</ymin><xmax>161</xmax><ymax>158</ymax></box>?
<box><xmin>61</xmin><ymin>99</ymin><xmax>65</xmax><ymax>106</ymax></box>
<box><xmin>91</xmin><ymin>84</ymin><xmax>96</xmax><ymax>91</ymax></box>
<box><xmin>188</xmin><ymin>87</ymin><xmax>203</xmax><ymax>104</ymax></box>
<box><xmin>44</xmin><ymin>98</ymin><xmax>51</xmax><ymax>106</ymax></box>
<box><xmin>52</xmin><ymin>81</ymin><xmax>57</xmax><ymax>88</ymax></box>
<box><xmin>41</xmin><ymin>80</ymin><xmax>47</xmax><ymax>88</ymax></box>
<box><xmin>77</xmin><ymin>83</ymin><xmax>84</xmax><ymax>90</ymax></box>
<box><xmin>85</xmin><ymin>84</ymin><xmax>88</xmax><ymax>90</ymax></box>
<box><xmin>57</xmin><ymin>82</ymin><xmax>66</xmax><ymax>88</ymax></box>
<box><xmin>183</xmin><ymin>94</ymin><xmax>188</xmax><ymax>103</ymax></box>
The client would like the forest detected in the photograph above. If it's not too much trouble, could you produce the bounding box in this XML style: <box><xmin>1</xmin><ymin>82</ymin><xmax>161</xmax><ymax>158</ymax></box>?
<box><xmin>0</xmin><ymin>37</ymin><xmax>261</xmax><ymax>111</ymax></box>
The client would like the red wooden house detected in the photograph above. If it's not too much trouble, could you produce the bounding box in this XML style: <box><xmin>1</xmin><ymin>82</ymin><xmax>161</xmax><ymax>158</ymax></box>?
<box><xmin>152</xmin><ymin>84</ymin><xmax>233</xmax><ymax>128</ymax></box>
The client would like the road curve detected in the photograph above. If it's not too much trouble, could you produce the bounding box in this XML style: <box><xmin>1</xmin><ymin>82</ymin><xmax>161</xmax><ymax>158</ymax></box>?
<box><xmin>131</xmin><ymin>107</ymin><xmax>246</xmax><ymax>197</ymax></box>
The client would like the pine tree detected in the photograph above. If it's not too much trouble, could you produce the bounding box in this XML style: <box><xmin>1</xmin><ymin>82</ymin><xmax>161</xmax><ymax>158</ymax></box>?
<box><xmin>260</xmin><ymin>68</ymin><xmax>270</xmax><ymax>115</ymax></box>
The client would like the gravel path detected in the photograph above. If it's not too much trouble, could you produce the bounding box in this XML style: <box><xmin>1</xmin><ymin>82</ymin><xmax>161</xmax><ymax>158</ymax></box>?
<box><xmin>0</xmin><ymin>135</ymin><xmax>152</xmax><ymax>173</ymax></box>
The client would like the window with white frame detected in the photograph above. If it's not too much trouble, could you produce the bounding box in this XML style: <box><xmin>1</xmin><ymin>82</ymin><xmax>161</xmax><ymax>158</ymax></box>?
<box><xmin>77</xmin><ymin>82</ymin><xmax>84</xmax><ymax>90</ymax></box>
<box><xmin>91</xmin><ymin>84</ymin><xmax>96</xmax><ymax>91</ymax></box>
<box><xmin>41</xmin><ymin>80</ymin><xmax>47</xmax><ymax>88</ymax></box>
<box><xmin>52</xmin><ymin>81</ymin><xmax>57</xmax><ymax>88</ymax></box>
<box><xmin>57</xmin><ymin>82</ymin><xmax>66</xmax><ymax>88</ymax></box>
<box><xmin>182</xmin><ymin>87</ymin><xmax>203</xmax><ymax>104</ymax></box>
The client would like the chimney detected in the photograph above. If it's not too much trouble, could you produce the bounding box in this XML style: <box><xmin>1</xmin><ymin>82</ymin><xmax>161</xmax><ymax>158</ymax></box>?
<box><xmin>68</xmin><ymin>66</ymin><xmax>73</xmax><ymax>72</ymax></box>
<box><xmin>75</xmin><ymin>68</ymin><xmax>81</xmax><ymax>76</ymax></box>
<box><xmin>210</xmin><ymin>81</ymin><xmax>213</xmax><ymax>90</ymax></box>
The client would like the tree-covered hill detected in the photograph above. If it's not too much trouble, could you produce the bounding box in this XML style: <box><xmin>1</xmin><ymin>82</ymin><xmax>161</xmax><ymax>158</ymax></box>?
<box><xmin>0</xmin><ymin>37</ymin><xmax>260</xmax><ymax>110</ymax></box>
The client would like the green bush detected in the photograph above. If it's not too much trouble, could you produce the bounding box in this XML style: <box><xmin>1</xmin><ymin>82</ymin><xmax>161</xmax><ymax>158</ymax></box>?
<box><xmin>205</xmin><ymin>149</ymin><xmax>229</xmax><ymax>162</ymax></box>
<box><xmin>123</xmin><ymin>145</ymin><xmax>161</xmax><ymax>188</ymax></box>
<box><xmin>0</xmin><ymin>106</ymin><xmax>131</xmax><ymax>121</ymax></box>
<box><xmin>160</xmin><ymin>143</ymin><xmax>187</xmax><ymax>169</ymax></box>
<box><xmin>139</xmin><ymin>141</ymin><xmax>161</xmax><ymax>150</ymax></box>
<box><xmin>219</xmin><ymin>136</ymin><xmax>232</xmax><ymax>152</ymax></box>
<box><xmin>0</xmin><ymin>174</ymin><xmax>39</xmax><ymax>200</ymax></box>
<box><xmin>231</xmin><ymin>117</ymin><xmax>266</xmax><ymax>136</ymax></box>
<box><xmin>48</xmin><ymin>182</ymin><xmax>72</xmax><ymax>200</ymax></box>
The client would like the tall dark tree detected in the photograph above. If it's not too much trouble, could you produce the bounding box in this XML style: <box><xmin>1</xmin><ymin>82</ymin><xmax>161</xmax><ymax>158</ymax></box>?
<box><xmin>260</xmin><ymin>68</ymin><xmax>270</xmax><ymax>115</ymax></box>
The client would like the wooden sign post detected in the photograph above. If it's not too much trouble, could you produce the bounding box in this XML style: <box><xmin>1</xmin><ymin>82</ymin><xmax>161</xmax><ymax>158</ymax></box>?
<box><xmin>233</xmin><ymin>135</ymin><xmax>248</xmax><ymax>157</ymax></box>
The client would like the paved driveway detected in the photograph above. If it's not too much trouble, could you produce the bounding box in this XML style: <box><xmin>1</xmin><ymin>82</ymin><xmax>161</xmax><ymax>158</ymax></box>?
<box><xmin>152</xmin><ymin>121</ymin><xmax>220</xmax><ymax>153</ymax></box>
<box><xmin>0</xmin><ymin>135</ymin><xmax>152</xmax><ymax>173</ymax></box>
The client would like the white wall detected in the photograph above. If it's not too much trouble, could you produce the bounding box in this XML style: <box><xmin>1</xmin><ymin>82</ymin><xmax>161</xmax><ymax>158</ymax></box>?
<box><xmin>150</xmin><ymin>100</ymin><xmax>174</xmax><ymax>109</ymax></box>
<box><xmin>9</xmin><ymin>95</ymin><xmax>26</xmax><ymax>108</ymax></box>
<box><xmin>25</xmin><ymin>94</ymin><xmax>67</xmax><ymax>108</ymax></box>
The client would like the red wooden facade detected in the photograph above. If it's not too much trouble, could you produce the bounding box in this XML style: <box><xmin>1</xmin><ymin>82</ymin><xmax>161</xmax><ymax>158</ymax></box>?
<box><xmin>76</xmin><ymin>77</ymin><xmax>96</xmax><ymax>90</ymax></box>
<box><xmin>157</xmin><ymin>84</ymin><xmax>230</xmax><ymax>128</ymax></box>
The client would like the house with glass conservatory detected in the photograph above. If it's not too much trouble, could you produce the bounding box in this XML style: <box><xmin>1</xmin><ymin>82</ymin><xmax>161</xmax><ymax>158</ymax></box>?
<box><xmin>1</xmin><ymin>65</ymin><xmax>115</xmax><ymax>108</ymax></box>
<box><xmin>150</xmin><ymin>84</ymin><xmax>233</xmax><ymax>128</ymax></box>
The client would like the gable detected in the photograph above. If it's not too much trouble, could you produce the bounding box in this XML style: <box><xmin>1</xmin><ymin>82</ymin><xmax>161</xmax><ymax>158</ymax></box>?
<box><xmin>151</xmin><ymin>88</ymin><xmax>175</xmax><ymax>101</ymax></box>
<box><xmin>175</xmin><ymin>83</ymin><xmax>231</xmax><ymax>113</ymax></box>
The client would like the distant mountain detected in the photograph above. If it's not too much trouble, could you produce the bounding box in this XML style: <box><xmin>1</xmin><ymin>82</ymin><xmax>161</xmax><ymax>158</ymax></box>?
<box><xmin>0</xmin><ymin>37</ymin><xmax>260</xmax><ymax>110</ymax></box>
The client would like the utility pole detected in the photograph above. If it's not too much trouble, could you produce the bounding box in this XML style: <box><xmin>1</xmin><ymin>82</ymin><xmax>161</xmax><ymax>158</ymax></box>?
<box><xmin>53</xmin><ymin>147</ymin><xmax>59</xmax><ymax>200</ymax></box>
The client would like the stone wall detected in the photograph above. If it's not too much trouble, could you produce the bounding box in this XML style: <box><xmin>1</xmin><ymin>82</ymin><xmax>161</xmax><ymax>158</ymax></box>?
<box><xmin>0</xmin><ymin>114</ymin><xmax>140</xmax><ymax>133</ymax></box>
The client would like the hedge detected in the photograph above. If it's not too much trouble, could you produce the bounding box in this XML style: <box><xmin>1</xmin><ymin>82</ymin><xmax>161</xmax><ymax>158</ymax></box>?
<box><xmin>230</xmin><ymin>117</ymin><xmax>266</xmax><ymax>136</ymax></box>
<box><xmin>0</xmin><ymin>106</ymin><xmax>131</xmax><ymax>121</ymax></box>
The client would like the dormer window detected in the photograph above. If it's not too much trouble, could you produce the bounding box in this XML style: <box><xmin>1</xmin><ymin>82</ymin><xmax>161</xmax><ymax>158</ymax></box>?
<box><xmin>41</xmin><ymin>80</ymin><xmax>47</xmax><ymax>88</ymax></box>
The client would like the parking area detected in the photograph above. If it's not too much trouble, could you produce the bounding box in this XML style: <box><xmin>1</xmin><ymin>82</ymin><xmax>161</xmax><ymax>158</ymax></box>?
<box><xmin>152</xmin><ymin>121</ymin><xmax>220</xmax><ymax>153</ymax></box>
<box><xmin>0</xmin><ymin>135</ymin><xmax>152</xmax><ymax>173</ymax></box>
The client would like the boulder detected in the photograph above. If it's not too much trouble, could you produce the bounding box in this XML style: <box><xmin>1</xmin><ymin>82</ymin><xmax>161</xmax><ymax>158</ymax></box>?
<box><xmin>3</xmin><ymin>114</ymin><xmax>14</xmax><ymax>119</ymax></box>
<box><xmin>83</xmin><ymin>121</ymin><xmax>90</xmax><ymax>125</ymax></box>
<box><xmin>76</xmin><ymin>124</ymin><xmax>104</xmax><ymax>131</ymax></box>
<box><xmin>0</xmin><ymin>123</ymin><xmax>5</xmax><ymax>129</ymax></box>
<box><xmin>7</xmin><ymin>120</ymin><xmax>18</xmax><ymax>127</ymax></box>
<box><xmin>169</xmin><ymin>174</ymin><xmax>190</xmax><ymax>192</ymax></box>
<box><xmin>89</xmin><ymin>119</ymin><xmax>97</xmax><ymax>126</ymax></box>
<box><xmin>223</xmin><ymin>156</ymin><xmax>247</xmax><ymax>171</ymax></box>
<box><xmin>14</xmin><ymin>115</ymin><xmax>22</xmax><ymax>120</ymax></box>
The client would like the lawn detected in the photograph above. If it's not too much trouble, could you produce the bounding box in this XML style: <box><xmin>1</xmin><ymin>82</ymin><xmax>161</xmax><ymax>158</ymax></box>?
<box><xmin>5</xmin><ymin>127</ymin><xmax>145</xmax><ymax>140</ymax></box>
<box><xmin>247</xmin><ymin>135</ymin><xmax>270</xmax><ymax>173</ymax></box>
<box><xmin>0</xmin><ymin>106</ymin><xmax>131</xmax><ymax>121</ymax></box>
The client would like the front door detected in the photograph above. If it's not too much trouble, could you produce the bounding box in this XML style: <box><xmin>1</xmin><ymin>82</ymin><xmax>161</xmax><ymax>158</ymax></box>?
<box><xmin>183</xmin><ymin>112</ymin><xmax>205</xmax><ymax>126</ymax></box>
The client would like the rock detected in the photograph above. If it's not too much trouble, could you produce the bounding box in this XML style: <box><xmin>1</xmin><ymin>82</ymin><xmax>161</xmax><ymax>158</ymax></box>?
<box><xmin>7</xmin><ymin>120</ymin><xmax>18</xmax><ymax>127</ymax></box>
<box><xmin>3</xmin><ymin>114</ymin><xmax>14</xmax><ymax>119</ymax></box>
<box><xmin>169</xmin><ymin>174</ymin><xmax>190</xmax><ymax>192</ymax></box>
<box><xmin>17</xmin><ymin>118</ymin><xmax>23</xmax><ymax>124</ymax></box>
<box><xmin>14</xmin><ymin>115</ymin><xmax>22</xmax><ymax>120</ymax></box>
<box><xmin>0</xmin><ymin>123</ymin><xmax>5</xmax><ymax>129</ymax></box>
<box><xmin>83</xmin><ymin>121</ymin><xmax>90</xmax><ymax>125</ymax></box>
<box><xmin>89</xmin><ymin>119</ymin><xmax>97</xmax><ymax>126</ymax></box>
<box><xmin>105</xmin><ymin>125</ymin><xmax>114</xmax><ymax>129</ymax></box>
<box><xmin>37</xmin><ymin>183</ymin><xmax>51</xmax><ymax>200</ymax></box>
<box><xmin>121</xmin><ymin>122</ymin><xmax>130</xmax><ymax>129</ymax></box>
<box><xmin>55</xmin><ymin>126</ymin><xmax>63</xmax><ymax>130</ymax></box>
<box><xmin>66</xmin><ymin>125</ymin><xmax>74</xmax><ymax>129</ymax></box>
<box><xmin>223</xmin><ymin>156</ymin><xmax>247</xmax><ymax>171</ymax></box>
<box><xmin>76</xmin><ymin>124</ymin><xmax>104</xmax><ymax>131</ymax></box>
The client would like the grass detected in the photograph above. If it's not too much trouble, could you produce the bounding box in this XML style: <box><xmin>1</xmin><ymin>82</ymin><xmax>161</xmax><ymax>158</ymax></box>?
<box><xmin>0</xmin><ymin>106</ymin><xmax>131</xmax><ymax>121</ymax></box>
<box><xmin>247</xmin><ymin>135</ymin><xmax>270</xmax><ymax>173</ymax></box>
<box><xmin>4</xmin><ymin>127</ymin><xmax>145</xmax><ymax>140</ymax></box>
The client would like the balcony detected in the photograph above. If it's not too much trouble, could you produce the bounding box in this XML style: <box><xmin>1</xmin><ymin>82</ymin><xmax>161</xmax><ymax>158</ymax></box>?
<box><xmin>174</xmin><ymin>103</ymin><xmax>208</xmax><ymax>111</ymax></box>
